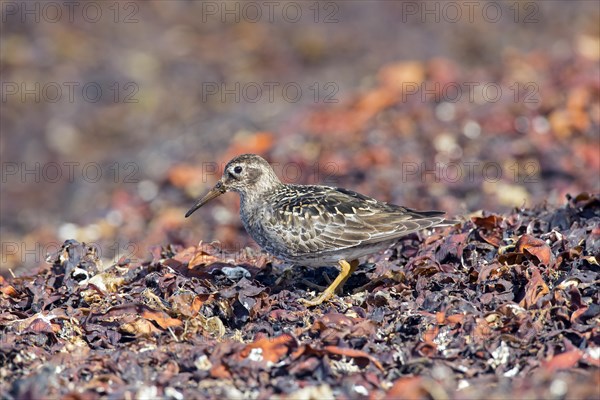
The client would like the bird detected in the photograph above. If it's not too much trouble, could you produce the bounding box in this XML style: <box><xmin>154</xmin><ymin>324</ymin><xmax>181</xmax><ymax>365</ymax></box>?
<box><xmin>185</xmin><ymin>154</ymin><xmax>456</xmax><ymax>306</ymax></box>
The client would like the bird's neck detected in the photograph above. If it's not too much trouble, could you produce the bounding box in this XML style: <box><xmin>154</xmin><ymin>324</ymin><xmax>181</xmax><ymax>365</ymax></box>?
<box><xmin>239</xmin><ymin>181</ymin><xmax>281</xmax><ymax>210</ymax></box>
<box><xmin>239</xmin><ymin>188</ymin><xmax>268</xmax><ymax>229</ymax></box>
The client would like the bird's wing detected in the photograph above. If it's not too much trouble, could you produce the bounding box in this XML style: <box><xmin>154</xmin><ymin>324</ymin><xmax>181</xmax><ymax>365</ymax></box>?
<box><xmin>264</xmin><ymin>185</ymin><xmax>447</xmax><ymax>255</ymax></box>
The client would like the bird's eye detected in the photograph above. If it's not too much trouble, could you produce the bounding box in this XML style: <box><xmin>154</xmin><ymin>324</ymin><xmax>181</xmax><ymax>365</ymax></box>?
<box><xmin>234</xmin><ymin>166</ymin><xmax>243</xmax><ymax>174</ymax></box>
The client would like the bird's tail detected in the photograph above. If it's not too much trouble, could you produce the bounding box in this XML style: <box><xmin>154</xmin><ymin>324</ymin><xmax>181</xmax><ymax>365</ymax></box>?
<box><xmin>438</xmin><ymin>218</ymin><xmax>460</xmax><ymax>226</ymax></box>
<box><xmin>406</xmin><ymin>208</ymin><xmax>460</xmax><ymax>226</ymax></box>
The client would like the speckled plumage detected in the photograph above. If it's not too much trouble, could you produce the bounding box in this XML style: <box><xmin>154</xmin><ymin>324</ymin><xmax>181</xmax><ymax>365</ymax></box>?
<box><xmin>186</xmin><ymin>154</ymin><xmax>455</xmax><ymax>304</ymax></box>
<box><xmin>240</xmin><ymin>183</ymin><xmax>449</xmax><ymax>266</ymax></box>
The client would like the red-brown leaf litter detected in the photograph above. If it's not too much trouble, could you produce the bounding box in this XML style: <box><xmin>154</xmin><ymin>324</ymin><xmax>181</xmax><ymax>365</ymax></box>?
<box><xmin>2</xmin><ymin>194</ymin><xmax>598</xmax><ymax>398</ymax></box>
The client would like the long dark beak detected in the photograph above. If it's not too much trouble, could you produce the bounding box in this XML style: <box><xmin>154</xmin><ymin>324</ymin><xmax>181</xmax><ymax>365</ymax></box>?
<box><xmin>185</xmin><ymin>181</ymin><xmax>226</xmax><ymax>218</ymax></box>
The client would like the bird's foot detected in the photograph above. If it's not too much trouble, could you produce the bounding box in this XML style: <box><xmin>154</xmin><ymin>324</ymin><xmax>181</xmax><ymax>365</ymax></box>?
<box><xmin>298</xmin><ymin>288</ymin><xmax>335</xmax><ymax>306</ymax></box>
<box><xmin>297</xmin><ymin>259</ymin><xmax>358</xmax><ymax>307</ymax></box>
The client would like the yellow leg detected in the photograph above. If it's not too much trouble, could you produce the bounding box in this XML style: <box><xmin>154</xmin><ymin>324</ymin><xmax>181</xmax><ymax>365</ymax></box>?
<box><xmin>338</xmin><ymin>259</ymin><xmax>359</xmax><ymax>292</ymax></box>
<box><xmin>299</xmin><ymin>259</ymin><xmax>359</xmax><ymax>306</ymax></box>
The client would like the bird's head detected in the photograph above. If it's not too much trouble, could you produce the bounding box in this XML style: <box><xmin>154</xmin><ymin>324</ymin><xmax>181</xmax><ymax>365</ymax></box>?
<box><xmin>185</xmin><ymin>154</ymin><xmax>280</xmax><ymax>218</ymax></box>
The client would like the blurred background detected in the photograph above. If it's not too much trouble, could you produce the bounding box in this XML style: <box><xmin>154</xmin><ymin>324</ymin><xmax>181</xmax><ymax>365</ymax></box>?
<box><xmin>1</xmin><ymin>1</ymin><xmax>599</xmax><ymax>275</ymax></box>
